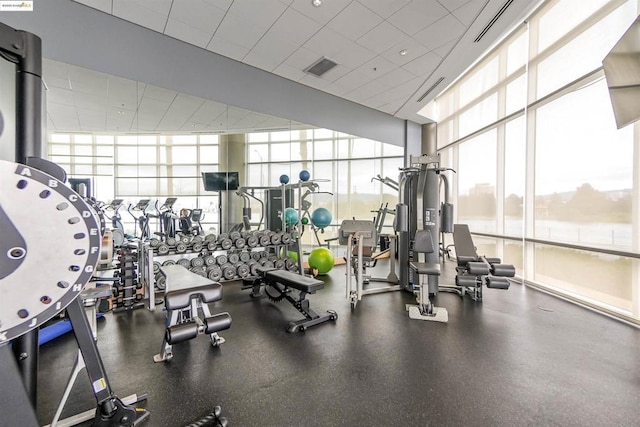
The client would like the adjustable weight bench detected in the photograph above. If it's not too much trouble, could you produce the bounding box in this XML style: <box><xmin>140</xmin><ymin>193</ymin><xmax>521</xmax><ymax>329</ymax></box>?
<box><xmin>244</xmin><ymin>268</ymin><xmax>337</xmax><ymax>333</ymax></box>
<box><xmin>450</xmin><ymin>224</ymin><xmax>515</xmax><ymax>301</ymax></box>
<box><xmin>154</xmin><ymin>265</ymin><xmax>232</xmax><ymax>362</ymax></box>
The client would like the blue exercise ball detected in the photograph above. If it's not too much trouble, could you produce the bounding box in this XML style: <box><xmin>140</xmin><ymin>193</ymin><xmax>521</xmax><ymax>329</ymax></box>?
<box><xmin>279</xmin><ymin>174</ymin><xmax>290</xmax><ymax>185</ymax></box>
<box><xmin>284</xmin><ymin>207</ymin><xmax>298</xmax><ymax>225</ymax></box>
<box><xmin>311</xmin><ymin>207</ymin><xmax>332</xmax><ymax>229</ymax></box>
<box><xmin>299</xmin><ymin>170</ymin><xmax>310</xmax><ymax>182</ymax></box>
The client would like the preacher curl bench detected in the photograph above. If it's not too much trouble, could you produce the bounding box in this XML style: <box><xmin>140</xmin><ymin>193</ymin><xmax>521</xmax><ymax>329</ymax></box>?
<box><xmin>244</xmin><ymin>268</ymin><xmax>338</xmax><ymax>333</ymax></box>
<box><xmin>448</xmin><ymin>224</ymin><xmax>515</xmax><ymax>301</ymax></box>
<box><xmin>154</xmin><ymin>265</ymin><xmax>231</xmax><ymax>363</ymax></box>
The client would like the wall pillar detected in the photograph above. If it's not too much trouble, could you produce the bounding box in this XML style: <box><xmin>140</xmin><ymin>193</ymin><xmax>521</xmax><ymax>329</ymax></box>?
<box><xmin>219</xmin><ymin>133</ymin><xmax>245</xmax><ymax>233</ymax></box>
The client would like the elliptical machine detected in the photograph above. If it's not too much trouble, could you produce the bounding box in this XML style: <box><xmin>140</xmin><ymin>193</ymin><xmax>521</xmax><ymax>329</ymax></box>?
<box><xmin>127</xmin><ymin>199</ymin><xmax>151</xmax><ymax>240</ymax></box>
<box><xmin>152</xmin><ymin>197</ymin><xmax>178</xmax><ymax>241</ymax></box>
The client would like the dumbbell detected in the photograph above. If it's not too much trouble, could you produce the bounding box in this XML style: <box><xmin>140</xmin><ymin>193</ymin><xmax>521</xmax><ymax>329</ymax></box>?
<box><xmin>274</xmin><ymin>259</ymin><xmax>285</xmax><ymax>270</ymax></box>
<box><xmin>284</xmin><ymin>257</ymin><xmax>297</xmax><ymax>271</ymax></box>
<box><xmin>192</xmin><ymin>242</ymin><xmax>203</xmax><ymax>252</ymax></box>
<box><xmin>157</xmin><ymin>244</ymin><xmax>170</xmax><ymax>255</ymax></box>
<box><xmin>190</xmin><ymin>266</ymin><xmax>207</xmax><ymax>277</ymax></box>
<box><xmin>234</xmin><ymin>238</ymin><xmax>246</xmax><ymax>249</ymax></box>
<box><xmin>215</xmin><ymin>254</ymin><xmax>228</xmax><ymax>266</ymax></box>
<box><xmin>270</xmin><ymin>233</ymin><xmax>282</xmax><ymax>245</ymax></box>
<box><xmin>149</xmin><ymin>238</ymin><xmax>160</xmax><ymax>248</ymax></box>
<box><xmin>221</xmin><ymin>263</ymin><xmax>236</xmax><ymax>280</ymax></box>
<box><xmin>235</xmin><ymin>262</ymin><xmax>250</xmax><ymax>278</ymax></box>
<box><xmin>153</xmin><ymin>261</ymin><xmax>161</xmax><ymax>274</ymax></box>
<box><xmin>281</xmin><ymin>233</ymin><xmax>292</xmax><ymax>244</ymax></box>
<box><xmin>203</xmin><ymin>255</ymin><xmax>216</xmax><ymax>267</ymax></box>
<box><xmin>219</xmin><ymin>238</ymin><xmax>233</xmax><ymax>250</ymax></box>
<box><xmin>239</xmin><ymin>252</ymin><xmax>251</xmax><ymax>263</ymax></box>
<box><xmin>175</xmin><ymin>242</ymin><xmax>187</xmax><ymax>254</ymax></box>
<box><xmin>191</xmin><ymin>256</ymin><xmax>205</xmax><ymax>268</ymax></box>
<box><xmin>191</xmin><ymin>235</ymin><xmax>204</xmax><ymax>245</ymax></box>
<box><xmin>178</xmin><ymin>234</ymin><xmax>191</xmax><ymax>244</ymax></box>
<box><xmin>229</xmin><ymin>231</ymin><xmax>241</xmax><ymax>241</ymax></box>
<box><xmin>251</xmin><ymin>251</ymin><xmax>261</xmax><ymax>261</ymax></box>
<box><xmin>162</xmin><ymin>259</ymin><xmax>176</xmax><ymax>266</ymax></box>
<box><xmin>248</xmin><ymin>261</ymin><xmax>259</xmax><ymax>276</ymax></box>
<box><xmin>228</xmin><ymin>253</ymin><xmax>240</xmax><ymax>264</ymax></box>
<box><xmin>155</xmin><ymin>273</ymin><xmax>166</xmax><ymax>290</ymax></box>
<box><xmin>177</xmin><ymin>258</ymin><xmax>191</xmax><ymax>268</ymax></box>
<box><xmin>207</xmin><ymin>241</ymin><xmax>217</xmax><ymax>251</ymax></box>
<box><xmin>246</xmin><ymin>234</ymin><xmax>259</xmax><ymax>248</ymax></box>
<box><xmin>166</xmin><ymin>237</ymin><xmax>177</xmax><ymax>247</ymax></box>
<box><xmin>208</xmin><ymin>266</ymin><xmax>222</xmax><ymax>281</ymax></box>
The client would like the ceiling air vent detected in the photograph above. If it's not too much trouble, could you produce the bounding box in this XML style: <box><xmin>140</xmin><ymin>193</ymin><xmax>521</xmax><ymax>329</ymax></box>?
<box><xmin>304</xmin><ymin>57</ymin><xmax>338</xmax><ymax>77</ymax></box>
<box><xmin>474</xmin><ymin>0</ymin><xmax>514</xmax><ymax>43</ymax></box>
<box><xmin>417</xmin><ymin>77</ymin><xmax>445</xmax><ymax>102</ymax></box>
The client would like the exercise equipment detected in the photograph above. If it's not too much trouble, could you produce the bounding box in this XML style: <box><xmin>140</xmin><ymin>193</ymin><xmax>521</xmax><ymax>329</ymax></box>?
<box><xmin>284</xmin><ymin>207</ymin><xmax>298</xmax><ymax>225</ymax></box>
<box><xmin>310</xmin><ymin>207</ymin><xmax>332</xmax><ymax>229</ymax></box>
<box><xmin>307</xmin><ymin>247</ymin><xmax>334</xmax><ymax>275</ymax></box>
<box><xmin>154</xmin><ymin>265</ymin><xmax>231</xmax><ymax>363</ymax></box>
<box><xmin>127</xmin><ymin>199</ymin><xmax>151</xmax><ymax>240</ymax></box>
<box><xmin>103</xmin><ymin>198</ymin><xmax>125</xmax><ymax>240</ymax></box>
<box><xmin>340</xmin><ymin>220</ymin><xmax>399</xmax><ymax>309</ymax></box>
<box><xmin>444</xmin><ymin>224</ymin><xmax>515</xmax><ymax>301</ymax></box>
<box><xmin>0</xmin><ymin>158</ymin><xmax>149</xmax><ymax>425</ymax></box>
<box><xmin>244</xmin><ymin>268</ymin><xmax>337</xmax><ymax>332</ymax></box>
<box><xmin>299</xmin><ymin>169</ymin><xmax>310</xmax><ymax>182</ymax></box>
<box><xmin>152</xmin><ymin>197</ymin><xmax>178</xmax><ymax>241</ymax></box>
<box><xmin>405</xmin><ymin>230</ymin><xmax>447</xmax><ymax>322</ymax></box>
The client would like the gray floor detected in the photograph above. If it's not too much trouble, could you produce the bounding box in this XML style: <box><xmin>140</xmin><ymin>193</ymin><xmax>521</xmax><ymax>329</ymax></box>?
<box><xmin>36</xmin><ymin>259</ymin><xmax>640</xmax><ymax>426</ymax></box>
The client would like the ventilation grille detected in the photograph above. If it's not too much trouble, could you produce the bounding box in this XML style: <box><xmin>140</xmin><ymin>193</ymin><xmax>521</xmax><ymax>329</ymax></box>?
<box><xmin>255</xmin><ymin>127</ymin><xmax>291</xmax><ymax>132</ymax></box>
<box><xmin>304</xmin><ymin>57</ymin><xmax>338</xmax><ymax>77</ymax></box>
<box><xmin>474</xmin><ymin>0</ymin><xmax>514</xmax><ymax>43</ymax></box>
<box><xmin>417</xmin><ymin>77</ymin><xmax>445</xmax><ymax>102</ymax></box>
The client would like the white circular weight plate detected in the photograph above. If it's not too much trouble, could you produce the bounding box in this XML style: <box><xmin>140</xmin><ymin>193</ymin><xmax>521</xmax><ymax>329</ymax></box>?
<box><xmin>0</xmin><ymin>160</ymin><xmax>101</xmax><ymax>343</ymax></box>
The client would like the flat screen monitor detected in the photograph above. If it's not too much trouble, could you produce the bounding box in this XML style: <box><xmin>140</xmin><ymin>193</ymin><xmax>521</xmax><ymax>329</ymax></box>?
<box><xmin>202</xmin><ymin>172</ymin><xmax>239</xmax><ymax>191</ymax></box>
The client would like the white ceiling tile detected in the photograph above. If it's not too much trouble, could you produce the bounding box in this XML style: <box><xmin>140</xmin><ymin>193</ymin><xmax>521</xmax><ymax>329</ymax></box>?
<box><xmin>140</xmin><ymin>85</ymin><xmax>177</xmax><ymax>103</ymax></box>
<box><xmin>47</xmin><ymin>103</ymin><xmax>81</xmax><ymax>130</ymax></box>
<box><xmin>202</xmin><ymin>0</ymin><xmax>232</xmax><ymax>10</ymax></box>
<box><xmin>379</xmin><ymin>98</ymin><xmax>405</xmax><ymax>114</ymax></box>
<box><xmin>434</xmin><ymin>39</ymin><xmax>458</xmax><ymax>57</ymax></box>
<box><xmin>77</xmin><ymin>108</ymin><xmax>107</xmax><ymax>130</ymax></box>
<box><xmin>392</xmin><ymin>77</ymin><xmax>425</xmax><ymax>98</ymax></box>
<box><xmin>164</xmin><ymin>18</ymin><xmax>214</xmax><ymax>48</ymax></box>
<box><xmin>380</xmin><ymin>36</ymin><xmax>429</xmax><ymax>67</ymax></box>
<box><xmin>327</xmin><ymin>1</ymin><xmax>382</xmax><ymax>41</ymax></box>
<box><xmin>324</xmin><ymin>81</ymin><xmax>351</xmax><ymax>97</ymax></box>
<box><xmin>452</xmin><ymin>0</ymin><xmax>485</xmax><ymax>26</ymax></box>
<box><xmin>107</xmin><ymin>77</ymin><xmax>141</xmax><ymax>111</ymax></box>
<box><xmin>332</xmin><ymin>41</ymin><xmax>376</xmax><ymax>69</ymax></box>
<box><xmin>354</xmin><ymin>78</ymin><xmax>394</xmax><ymax>99</ymax></box>
<box><xmin>414</xmin><ymin>14</ymin><xmax>466</xmax><ymax>50</ymax></box>
<box><xmin>44</xmin><ymin>76</ymin><xmax>72</xmax><ymax>90</ymax></box>
<box><xmin>73</xmin><ymin>92</ymin><xmax>107</xmax><ymax>110</ymax></box>
<box><xmin>43</xmin><ymin>59</ymin><xmax>72</xmax><ymax>80</ymax></box>
<box><xmin>214</xmin><ymin>12</ymin><xmax>269</xmax><ymax>50</ymax></box>
<box><xmin>388</xmin><ymin>0</ymin><xmax>448</xmax><ymax>35</ymax></box>
<box><xmin>357</xmin><ymin>21</ymin><xmax>407</xmax><ymax>55</ymax></box>
<box><xmin>168</xmin><ymin>0</ymin><xmax>225</xmax><ymax>33</ymax></box>
<box><xmin>438</xmin><ymin>0</ymin><xmax>473</xmax><ymax>12</ymax></box>
<box><xmin>72</xmin><ymin>0</ymin><xmax>112</xmax><ymax>14</ymax></box>
<box><xmin>206</xmin><ymin>36</ymin><xmax>250</xmax><ymax>62</ymax></box>
<box><xmin>333</xmin><ymin>69</ymin><xmax>370</xmax><ymax>91</ymax></box>
<box><xmin>47</xmin><ymin>87</ymin><xmax>75</xmax><ymax>106</ymax></box>
<box><xmin>303</xmin><ymin>27</ymin><xmax>352</xmax><ymax>58</ymax></box>
<box><xmin>190</xmin><ymin>100</ymin><xmax>228</xmax><ymax>125</ymax></box>
<box><xmin>68</xmin><ymin>69</ymin><xmax>108</xmax><ymax>96</ymax></box>
<box><xmin>243</xmin><ymin>50</ymin><xmax>283</xmax><ymax>72</ymax></box>
<box><xmin>273</xmin><ymin>63</ymin><xmax>308</xmax><ymax>81</ymax></box>
<box><xmin>299</xmin><ymin>74</ymin><xmax>332</xmax><ymax>91</ymax></box>
<box><xmin>289</xmin><ymin>0</ymin><xmax>353</xmax><ymax>25</ymax></box>
<box><xmin>227</xmin><ymin>0</ymin><xmax>288</xmax><ymax>29</ymax></box>
<box><xmin>402</xmin><ymin>51</ymin><xmax>442</xmax><ymax>76</ymax></box>
<box><xmin>284</xmin><ymin>47</ymin><xmax>324</xmax><ymax>70</ymax></box>
<box><xmin>356</xmin><ymin>0</ymin><xmax>410</xmax><ymax>19</ymax></box>
<box><xmin>251</xmin><ymin>32</ymin><xmax>301</xmax><ymax>68</ymax></box>
<box><xmin>372</xmin><ymin>67</ymin><xmax>416</xmax><ymax>87</ymax></box>
<box><xmin>344</xmin><ymin>88</ymin><xmax>373</xmax><ymax>103</ymax></box>
<box><xmin>320</xmin><ymin>64</ymin><xmax>352</xmax><ymax>82</ymax></box>
<box><xmin>356</xmin><ymin>56</ymin><xmax>397</xmax><ymax>79</ymax></box>
<box><xmin>268</xmin><ymin>8</ymin><xmax>322</xmax><ymax>45</ymax></box>
<box><xmin>112</xmin><ymin>0</ymin><xmax>172</xmax><ymax>32</ymax></box>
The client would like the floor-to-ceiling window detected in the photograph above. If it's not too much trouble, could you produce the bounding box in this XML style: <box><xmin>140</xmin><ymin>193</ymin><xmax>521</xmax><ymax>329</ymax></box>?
<box><xmin>426</xmin><ymin>0</ymin><xmax>640</xmax><ymax>323</ymax></box>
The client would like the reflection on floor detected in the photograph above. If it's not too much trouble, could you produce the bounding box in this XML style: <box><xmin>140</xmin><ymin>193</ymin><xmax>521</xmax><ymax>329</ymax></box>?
<box><xmin>36</xmin><ymin>258</ymin><xmax>640</xmax><ymax>426</ymax></box>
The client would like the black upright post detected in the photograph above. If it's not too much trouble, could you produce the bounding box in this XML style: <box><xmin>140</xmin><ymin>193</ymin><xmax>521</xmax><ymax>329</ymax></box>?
<box><xmin>0</xmin><ymin>22</ymin><xmax>43</xmax><ymax>407</ymax></box>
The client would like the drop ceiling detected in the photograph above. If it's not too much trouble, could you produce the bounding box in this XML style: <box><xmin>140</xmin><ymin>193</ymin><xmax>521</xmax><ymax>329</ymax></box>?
<box><xmin>42</xmin><ymin>0</ymin><xmax>539</xmax><ymax>133</ymax></box>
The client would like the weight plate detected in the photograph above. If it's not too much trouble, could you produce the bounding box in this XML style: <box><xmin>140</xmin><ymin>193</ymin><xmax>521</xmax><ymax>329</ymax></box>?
<box><xmin>191</xmin><ymin>242</ymin><xmax>203</xmax><ymax>252</ymax></box>
<box><xmin>153</xmin><ymin>261</ymin><xmax>161</xmax><ymax>273</ymax></box>
<box><xmin>219</xmin><ymin>233</ymin><xmax>229</xmax><ymax>240</ymax></box>
<box><xmin>220</xmin><ymin>238</ymin><xmax>232</xmax><ymax>250</ymax></box>
<box><xmin>270</xmin><ymin>233</ymin><xmax>282</xmax><ymax>245</ymax></box>
<box><xmin>156</xmin><ymin>275</ymin><xmax>166</xmax><ymax>290</ymax></box>
<box><xmin>177</xmin><ymin>259</ymin><xmax>191</xmax><ymax>268</ymax></box>
<box><xmin>274</xmin><ymin>259</ymin><xmax>285</xmax><ymax>270</ymax></box>
<box><xmin>234</xmin><ymin>238</ymin><xmax>246</xmax><ymax>249</ymax></box>
<box><xmin>259</xmin><ymin>235</ymin><xmax>271</xmax><ymax>247</ymax></box>
<box><xmin>228</xmin><ymin>253</ymin><xmax>240</xmax><ymax>264</ymax></box>
<box><xmin>191</xmin><ymin>257</ymin><xmax>205</xmax><ymax>268</ymax></box>
<box><xmin>260</xmin><ymin>251</ymin><xmax>269</xmax><ymax>259</ymax></box>
<box><xmin>149</xmin><ymin>238</ymin><xmax>160</xmax><ymax>248</ymax></box>
<box><xmin>175</xmin><ymin>242</ymin><xmax>187</xmax><ymax>253</ymax></box>
<box><xmin>229</xmin><ymin>231</ymin><xmax>241</xmax><ymax>241</ymax></box>
<box><xmin>166</xmin><ymin>237</ymin><xmax>177</xmax><ymax>247</ymax></box>
<box><xmin>0</xmin><ymin>160</ymin><xmax>101</xmax><ymax>343</ymax></box>
<box><xmin>208</xmin><ymin>268</ymin><xmax>222</xmax><ymax>281</ymax></box>
<box><xmin>246</xmin><ymin>236</ymin><xmax>259</xmax><ymax>248</ymax></box>
<box><xmin>262</xmin><ymin>260</ymin><xmax>274</xmax><ymax>269</ymax></box>
<box><xmin>157</xmin><ymin>244</ymin><xmax>170</xmax><ymax>255</ymax></box>
<box><xmin>281</xmin><ymin>233</ymin><xmax>292</xmax><ymax>244</ymax></box>
<box><xmin>192</xmin><ymin>235</ymin><xmax>204</xmax><ymax>245</ymax></box>
<box><xmin>179</xmin><ymin>234</ymin><xmax>191</xmax><ymax>244</ymax></box>
<box><xmin>248</xmin><ymin>262</ymin><xmax>259</xmax><ymax>276</ymax></box>
<box><xmin>222</xmin><ymin>266</ymin><xmax>236</xmax><ymax>280</ymax></box>
<box><xmin>207</xmin><ymin>242</ymin><xmax>217</xmax><ymax>251</ymax></box>
<box><xmin>203</xmin><ymin>255</ymin><xmax>216</xmax><ymax>266</ymax></box>
<box><xmin>216</xmin><ymin>254</ymin><xmax>228</xmax><ymax>265</ymax></box>
<box><xmin>239</xmin><ymin>252</ymin><xmax>251</xmax><ymax>263</ymax></box>
<box><xmin>236</xmin><ymin>264</ymin><xmax>250</xmax><ymax>278</ymax></box>
<box><xmin>285</xmin><ymin>258</ymin><xmax>297</xmax><ymax>271</ymax></box>
<box><xmin>204</xmin><ymin>233</ymin><xmax>216</xmax><ymax>242</ymax></box>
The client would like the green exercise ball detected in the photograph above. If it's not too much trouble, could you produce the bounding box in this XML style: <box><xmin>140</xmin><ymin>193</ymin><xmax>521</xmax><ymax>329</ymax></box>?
<box><xmin>280</xmin><ymin>248</ymin><xmax>298</xmax><ymax>263</ymax></box>
<box><xmin>308</xmin><ymin>247</ymin><xmax>334</xmax><ymax>275</ymax></box>
<box><xmin>301</xmin><ymin>217</ymin><xmax>309</xmax><ymax>225</ymax></box>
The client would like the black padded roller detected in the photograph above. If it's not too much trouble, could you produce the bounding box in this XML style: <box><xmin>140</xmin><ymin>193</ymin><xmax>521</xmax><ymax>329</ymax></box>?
<box><xmin>455</xmin><ymin>275</ymin><xmax>479</xmax><ymax>288</ymax></box>
<box><xmin>485</xmin><ymin>257</ymin><xmax>502</xmax><ymax>265</ymax></box>
<box><xmin>490</xmin><ymin>263</ymin><xmax>516</xmax><ymax>277</ymax></box>
<box><xmin>166</xmin><ymin>321</ymin><xmax>198</xmax><ymax>345</ymax></box>
<box><xmin>204</xmin><ymin>313</ymin><xmax>232</xmax><ymax>335</ymax></box>
<box><xmin>456</xmin><ymin>255</ymin><xmax>476</xmax><ymax>267</ymax></box>
<box><xmin>165</xmin><ymin>284</ymin><xmax>223</xmax><ymax>309</ymax></box>
<box><xmin>467</xmin><ymin>261</ymin><xmax>490</xmax><ymax>276</ymax></box>
<box><xmin>486</xmin><ymin>276</ymin><xmax>510</xmax><ymax>289</ymax></box>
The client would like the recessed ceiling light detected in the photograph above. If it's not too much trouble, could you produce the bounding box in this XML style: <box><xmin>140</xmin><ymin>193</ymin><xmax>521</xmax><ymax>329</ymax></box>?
<box><xmin>312</xmin><ymin>0</ymin><xmax>322</xmax><ymax>7</ymax></box>
<box><xmin>399</xmin><ymin>49</ymin><xmax>408</xmax><ymax>56</ymax></box>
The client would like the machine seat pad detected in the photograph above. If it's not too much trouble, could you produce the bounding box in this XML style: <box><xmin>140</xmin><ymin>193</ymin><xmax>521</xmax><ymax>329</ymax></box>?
<box><xmin>165</xmin><ymin>284</ymin><xmax>223</xmax><ymax>310</ymax></box>
<box><xmin>467</xmin><ymin>261</ymin><xmax>490</xmax><ymax>276</ymax></box>
<box><xmin>491</xmin><ymin>264</ymin><xmax>516</xmax><ymax>277</ymax></box>
<box><xmin>409</xmin><ymin>262</ymin><xmax>441</xmax><ymax>276</ymax></box>
<box><xmin>258</xmin><ymin>268</ymin><xmax>324</xmax><ymax>293</ymax></box>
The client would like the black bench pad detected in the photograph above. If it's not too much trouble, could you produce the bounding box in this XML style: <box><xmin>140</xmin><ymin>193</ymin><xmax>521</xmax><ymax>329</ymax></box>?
<box><xmin>409</xmin><ymin>261</ymin><xmax>441</xmax><ymax>276</ymax></box>
<box><xmin>257</xmin><ymin>268</ymin><xmax>324</xmax><ymax>293</ymax></box>
<box><xmin>165</xmin><ymin>284</ymin><xmax>223</xmax><ymax>310</ymax></box>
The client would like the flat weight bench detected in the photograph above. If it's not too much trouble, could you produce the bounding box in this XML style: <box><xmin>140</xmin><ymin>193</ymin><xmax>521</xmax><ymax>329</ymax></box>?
<box><xmin>244</xmin><ymin>268</ymin><xmax>338</xmax><ymax>333</ymax></box>
<box><xmin>451</xmin><ymin>224</ymin><xmax>516</xmax><ymax>301</ymax></box>
<box><xmin>154</xmin><ymin>265</ymin><xmax>232</xmax><ymax>362</ymax></box>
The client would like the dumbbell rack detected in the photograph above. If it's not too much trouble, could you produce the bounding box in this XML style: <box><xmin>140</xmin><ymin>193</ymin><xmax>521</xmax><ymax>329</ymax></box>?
<box><xmin>111</xmin><ymin>245</ymin><xmax>146</xmax><ymax>311</ymax></box>
<box><xmin>142</xmin><ymin>230</ymin><xmax>300</xmax><ymax>311</ymax></box>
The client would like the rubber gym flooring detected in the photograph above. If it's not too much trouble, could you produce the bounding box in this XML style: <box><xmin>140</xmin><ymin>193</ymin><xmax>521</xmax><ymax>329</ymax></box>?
<box><xmin>36</xmin><ymin>259</ymin><xmax>640</xmax><ymax>426</ymax></box>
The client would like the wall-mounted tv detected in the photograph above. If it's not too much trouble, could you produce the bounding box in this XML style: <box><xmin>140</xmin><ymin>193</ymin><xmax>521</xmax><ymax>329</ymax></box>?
<box><xmin>202</xmin><ymin>172</ymin><xmax>239</xmax><ymax>191</ymax></box>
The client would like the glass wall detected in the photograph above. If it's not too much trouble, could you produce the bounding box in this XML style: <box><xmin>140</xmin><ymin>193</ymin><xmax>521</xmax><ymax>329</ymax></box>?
<box><xmin>428</xmin><ymin>0</ymin><xmax>640</xmax><ymax>322</ymax></box>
